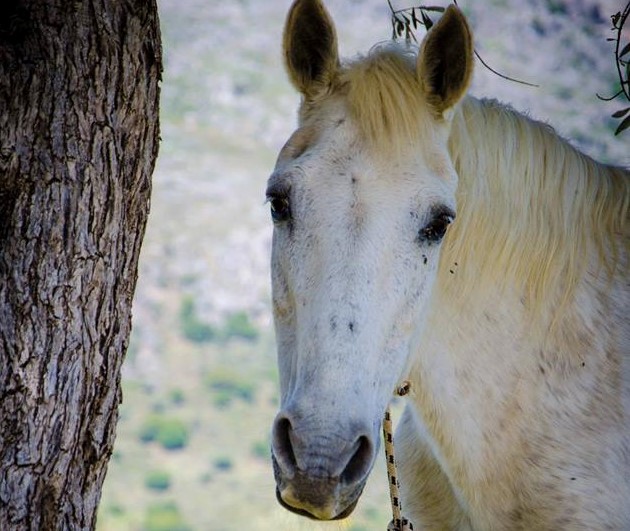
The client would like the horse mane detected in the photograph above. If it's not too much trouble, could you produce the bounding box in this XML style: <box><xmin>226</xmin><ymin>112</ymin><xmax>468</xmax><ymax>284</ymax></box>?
<box><xmin>339</xmin><ymin>44</ymin><xmax>630</xmax><ymax>315</ymax></box>
<box><xmin>443</xmin><ymin>98</ymin><xmax>629</xmax><ymax>312</ymax></box>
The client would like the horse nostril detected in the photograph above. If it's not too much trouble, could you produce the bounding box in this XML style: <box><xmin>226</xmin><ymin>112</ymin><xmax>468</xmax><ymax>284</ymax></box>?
<box><xmin>272</xmin><ymin>415</ymin><xmax>297</xmax><ymax>476</ymax></box>
<box><xmin>340</xmin><ymin>435</ymin><xmax>373</xmax><ymax>485</ymax></box>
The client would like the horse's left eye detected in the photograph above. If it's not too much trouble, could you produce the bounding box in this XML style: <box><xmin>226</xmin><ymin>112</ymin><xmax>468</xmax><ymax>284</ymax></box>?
<box><xmin>419</xmin><ymin>209</ymin><xmax>455</xmax><ymax>244</ymax></box>
<box><xmin>269</xmin><ymin>196</ymin><xmax>291</xmax><ymax>223</ymax></box>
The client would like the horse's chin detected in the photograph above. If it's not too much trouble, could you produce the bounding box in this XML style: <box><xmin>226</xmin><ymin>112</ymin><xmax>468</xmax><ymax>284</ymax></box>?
<box><xmin>272</xmin><ymin>455</ymin><xmax>366</xmax><ymax>521</ymax></box>
<box><xmin>275</xmin><ymin>486</ymin><xmax>360</xmax><ymax>520</ymax></box>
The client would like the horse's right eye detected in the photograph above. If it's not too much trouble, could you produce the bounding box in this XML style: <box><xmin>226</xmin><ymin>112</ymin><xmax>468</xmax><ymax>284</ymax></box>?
<box><xmin>269</xmin><ymin>196</ymin><xmax>291</xmax><ymax>223</ymax></box>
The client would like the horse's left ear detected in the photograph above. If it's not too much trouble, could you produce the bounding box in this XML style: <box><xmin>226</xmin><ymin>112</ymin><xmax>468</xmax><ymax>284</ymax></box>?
<box><xmin>417</xmin><ymin>6</ymin><xmax>474</xmax><ymax>115</ymax></box>
<box><xmin>283</xmin><ymin>0</ymin><xmax>339</xmax><ymax>98</ymax></box>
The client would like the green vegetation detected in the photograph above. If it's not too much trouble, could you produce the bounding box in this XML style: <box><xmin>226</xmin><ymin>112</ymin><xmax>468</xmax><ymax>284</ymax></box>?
<box><xmin>180</xmin><ymin>296</ymin><xmax>260</xmax><ymax>344</ymax></box>
<box><xmin>205</xmin><ymin>368</ymin><xmax>256</xmax><ymax>408</ymax></box>
<box><xmin>145</xmin><ymin>470</ymin><xmax>172</xmax><ymax>492</ymax></box>
<box><xmin>223</xmin><ymin>311</ymin><xmax>259</xmax><ymax>341</ymax></box>
<box><xmin>213</xmin><ymin>456</ymin><xmax>233</xmax><ymax>472</ymax></box>
<box><xmin>168</xmin><ymin>388</ymin><xmax>186</xmax><ymax>406</ymax></box>
<box><xmin>143</xmin><ymin>501</ymin><xmax>191</xmax><ymax>531</ymax></box>
<box><xmin>179</xmin><ymin>296</ymin><xmax>215</xmax><ymax>343</ymax></box>
<box><xmin>139</xmin><ymin>415</ymin><xmax>190</xmax><ymax>450</ymax></box>
<box><xmin>545</xmin><ymin>0</ymin><xmax>568</xmax><ymax>15</ymax></box>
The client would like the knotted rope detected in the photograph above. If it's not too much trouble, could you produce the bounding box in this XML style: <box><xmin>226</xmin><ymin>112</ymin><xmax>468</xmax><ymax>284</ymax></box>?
<box><xmin>383</xmin><ymin>381</ymin><xmax>414</xmax><ymax>531</ymax></box>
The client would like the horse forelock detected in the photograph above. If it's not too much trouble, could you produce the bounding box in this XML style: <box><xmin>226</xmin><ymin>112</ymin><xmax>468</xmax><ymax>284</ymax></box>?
<box><xmin>344</xmin><ymin>45</ymin><xmax>432</xmax><ymax>150</ymax></box>
<box><xmin>299</xmin><ymin>43</ymin><xmax>440</xmax><ymax>155</ymax></box>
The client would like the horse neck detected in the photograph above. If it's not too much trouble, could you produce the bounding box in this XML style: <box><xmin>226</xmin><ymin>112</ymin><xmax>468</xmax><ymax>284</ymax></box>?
<box><xmin>439</xmin><ymin>96</ymin><xmax>629</xmax><ymax>323</ymax></box>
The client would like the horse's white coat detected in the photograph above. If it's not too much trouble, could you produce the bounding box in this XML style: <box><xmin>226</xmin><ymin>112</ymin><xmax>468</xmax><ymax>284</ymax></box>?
<box><xmin>270</xmin><ymin>1</ymin><xmax>630</xmax><ymax>528</ymax></box>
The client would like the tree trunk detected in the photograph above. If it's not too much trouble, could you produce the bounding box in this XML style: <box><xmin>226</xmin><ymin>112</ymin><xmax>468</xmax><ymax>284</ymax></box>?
<box><xmin>0</xmin><ymin>1</ymin><xmax>161</xmax><ymax>529</ymax></box>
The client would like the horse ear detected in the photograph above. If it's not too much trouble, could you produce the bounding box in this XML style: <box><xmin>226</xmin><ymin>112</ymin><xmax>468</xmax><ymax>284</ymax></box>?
<box><xmin>417</xmin><ymin>6</ymin><xmax>474</xmax><ymax>115</ymax></box>
<box><xmin>283</xmin><ymin>0</ymin><xmax>339</xmax><ymax>97</ymax></box>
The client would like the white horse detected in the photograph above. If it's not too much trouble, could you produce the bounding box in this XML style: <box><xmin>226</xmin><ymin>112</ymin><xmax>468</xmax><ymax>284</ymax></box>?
<box><xmin>267</xmin><ymin>1</ymin><xmax>630</xmax><ymax>528</ymax></box>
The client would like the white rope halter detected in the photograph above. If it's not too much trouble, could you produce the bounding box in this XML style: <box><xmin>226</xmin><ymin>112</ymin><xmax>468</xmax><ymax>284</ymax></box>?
<box><xmin>382</xmin><ymin>381</ymin><xmax>414</xmax><ymax>531</ymax></box>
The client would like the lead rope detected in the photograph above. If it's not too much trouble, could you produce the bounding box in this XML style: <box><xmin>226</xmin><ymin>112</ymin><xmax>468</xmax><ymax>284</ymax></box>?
<box><xmin>383</xmin><ymin>381</ymin><xmax>414</xmax><ymax>531</ymax></box>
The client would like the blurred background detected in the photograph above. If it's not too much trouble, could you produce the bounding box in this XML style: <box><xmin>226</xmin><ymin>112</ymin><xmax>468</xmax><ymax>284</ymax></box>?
<box><xmin>96</xmin><ymin>0</ymin><xmax>627</xmax><ymax>529</ymax></box>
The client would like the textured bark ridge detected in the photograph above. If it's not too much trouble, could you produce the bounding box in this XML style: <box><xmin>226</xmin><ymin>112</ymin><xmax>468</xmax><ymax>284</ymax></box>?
<box><xmin>0</xmin><ymin>2</ymin><xmax>161</xmax><ymax>529</ymax></box>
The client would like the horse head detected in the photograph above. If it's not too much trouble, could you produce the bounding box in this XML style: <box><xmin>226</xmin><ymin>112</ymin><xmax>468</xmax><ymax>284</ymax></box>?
<box><xmin>268</xmin><ymin>0</ymin><xmax>474</xmax><ymax>520</ymax></box>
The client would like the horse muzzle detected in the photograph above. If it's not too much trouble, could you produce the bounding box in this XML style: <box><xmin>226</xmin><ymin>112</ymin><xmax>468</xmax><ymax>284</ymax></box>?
<box><xmin>270</xmin><ymin>410</ymin><xmax>376</xmax><ymax>520</ymax></box>
<box><xmin>273</xmin><ymin>466</ymin><xmax>363</xmax><ymax>520</ymax></box>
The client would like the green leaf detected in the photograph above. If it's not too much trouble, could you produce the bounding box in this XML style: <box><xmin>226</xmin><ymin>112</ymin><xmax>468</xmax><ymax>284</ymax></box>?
<box><xmin>620</xmin><ymin>42</ymin><xmax>630</xmax><ymax>59</ymax></box>
<box><xmin>612</xmin><ymin>107</ymin><xmax>630</xmax><ymax>118</ymax></box>
<box><xmin>614</xmin><ymin>114</ymin><xmax>630</xmax><ymax>135</ymax></box>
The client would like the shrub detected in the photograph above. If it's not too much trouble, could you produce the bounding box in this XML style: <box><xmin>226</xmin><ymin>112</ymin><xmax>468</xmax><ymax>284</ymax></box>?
<box><xmin>222</xmin><ymin>311</ymin><xmax>259</xmax><ymax>341</ymax></box>
<box><xmin>545</xmin><ymin>0</ymin><xmax>568</xmax><ymax>15</ymax></box>
<box><xmin>212</xmin><ymin>390</ymin><xmax>232</xmax><ymax>409</ymax></box>
<box><xmin>143</xmin><ymin>501</ymin><xmax>191</xmax><ymax>531</ymax></box>
<box><xmin>158</xmin><ymin>421</ymin><xmax>189</xmax><ymax>450</ymax></box>
<box><xmin>145</xmin><ymin>470</ymin><xmax>172</xmax><ymax>491</ymax></box>
<box><xmin>213</xmin><ymin>456</ymin><xmax>233</xmax><ymax>471</ymax></box>
<box><xmin>139</xmin><ymin>416</ymin><xmax>161</xmax><ymax>443</ymax></box>
<box><xmin>179</xmin><ymin>296</ymin><xmax>215</xmax><ymax>343</ymax></box>
<box><xmin>205</xmin><ymin>369</ymin><xmax>255</xmax><ymax>407</ymax></box>
<box><xmin>169</xmin><ymin>388</ymin><xmax>186</xmax><ymax>405</ymax></box>
<box><xmin>139</xmin><ymin>415</ymin><xmax>190</xmax><ymax>450</ymax></box>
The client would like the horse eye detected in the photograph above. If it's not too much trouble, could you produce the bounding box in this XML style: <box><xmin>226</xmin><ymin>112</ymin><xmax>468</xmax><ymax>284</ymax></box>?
<box><xmin>419</xmin><ymin>210</ymin><xmax>455</xmax><ymax>244</ymax></box>
<box><xmin>268</xmin><ymin>196</ymin><xmax>291</xmax><ymax>223</ymax></box>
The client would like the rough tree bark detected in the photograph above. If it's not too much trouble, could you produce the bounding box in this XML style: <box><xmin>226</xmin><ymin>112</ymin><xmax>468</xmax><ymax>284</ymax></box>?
<box><xmin>0</xmin><ymin>1</ymin><xmax>161</xmax><ymax>529</ymax></box>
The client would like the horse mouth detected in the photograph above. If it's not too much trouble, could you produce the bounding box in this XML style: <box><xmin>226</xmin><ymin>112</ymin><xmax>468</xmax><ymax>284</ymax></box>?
<box><xmin>272</xmin><ymin>453</ymin><xmax>366</xmax><ymax>521</ymax></box>
<box><xmin>275</xmin><ymin>486</ymin><xmax>360</xmax><ymax>520</ymax></box>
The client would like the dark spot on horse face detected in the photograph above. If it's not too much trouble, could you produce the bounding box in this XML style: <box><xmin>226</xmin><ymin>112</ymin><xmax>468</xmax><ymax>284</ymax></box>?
<box><xmin>422</xmin><ymin>254</ymin><xmax>428</xmax><ymax>265</ymax></box>
<box><xmin>348</xmin><ymin>321</ymin><xmax>355</xmax><ymax>333</ymax></box>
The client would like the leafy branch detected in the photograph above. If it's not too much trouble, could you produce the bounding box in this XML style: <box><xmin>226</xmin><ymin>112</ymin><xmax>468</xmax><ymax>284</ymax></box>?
<box><xmin>387</xmin><ymin>1</ymin><xmax>444</xmax><ymax>41</ymax></box>
<box><xmin>597</xmin><ymin>2</ymin><xmax>630</xmax><ymax>135</ymax></box>
<box><xmin>388</xmin><ymin>1</ymin><xmax>538</xmax><ymax>87</ymax></box>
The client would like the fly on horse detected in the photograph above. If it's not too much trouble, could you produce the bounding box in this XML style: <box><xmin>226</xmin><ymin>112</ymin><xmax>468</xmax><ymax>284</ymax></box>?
<box><xmin>267</xmin><ymin>1</ymin><xmax>630</xmax><ymax>528</ymax></box>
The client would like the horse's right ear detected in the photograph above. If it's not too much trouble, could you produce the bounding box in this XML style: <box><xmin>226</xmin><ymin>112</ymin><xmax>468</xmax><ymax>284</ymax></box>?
<box><xmin>283</xmin><ymin>0</ymin><xmax>339</xmax><ymax>97</ymax></box>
